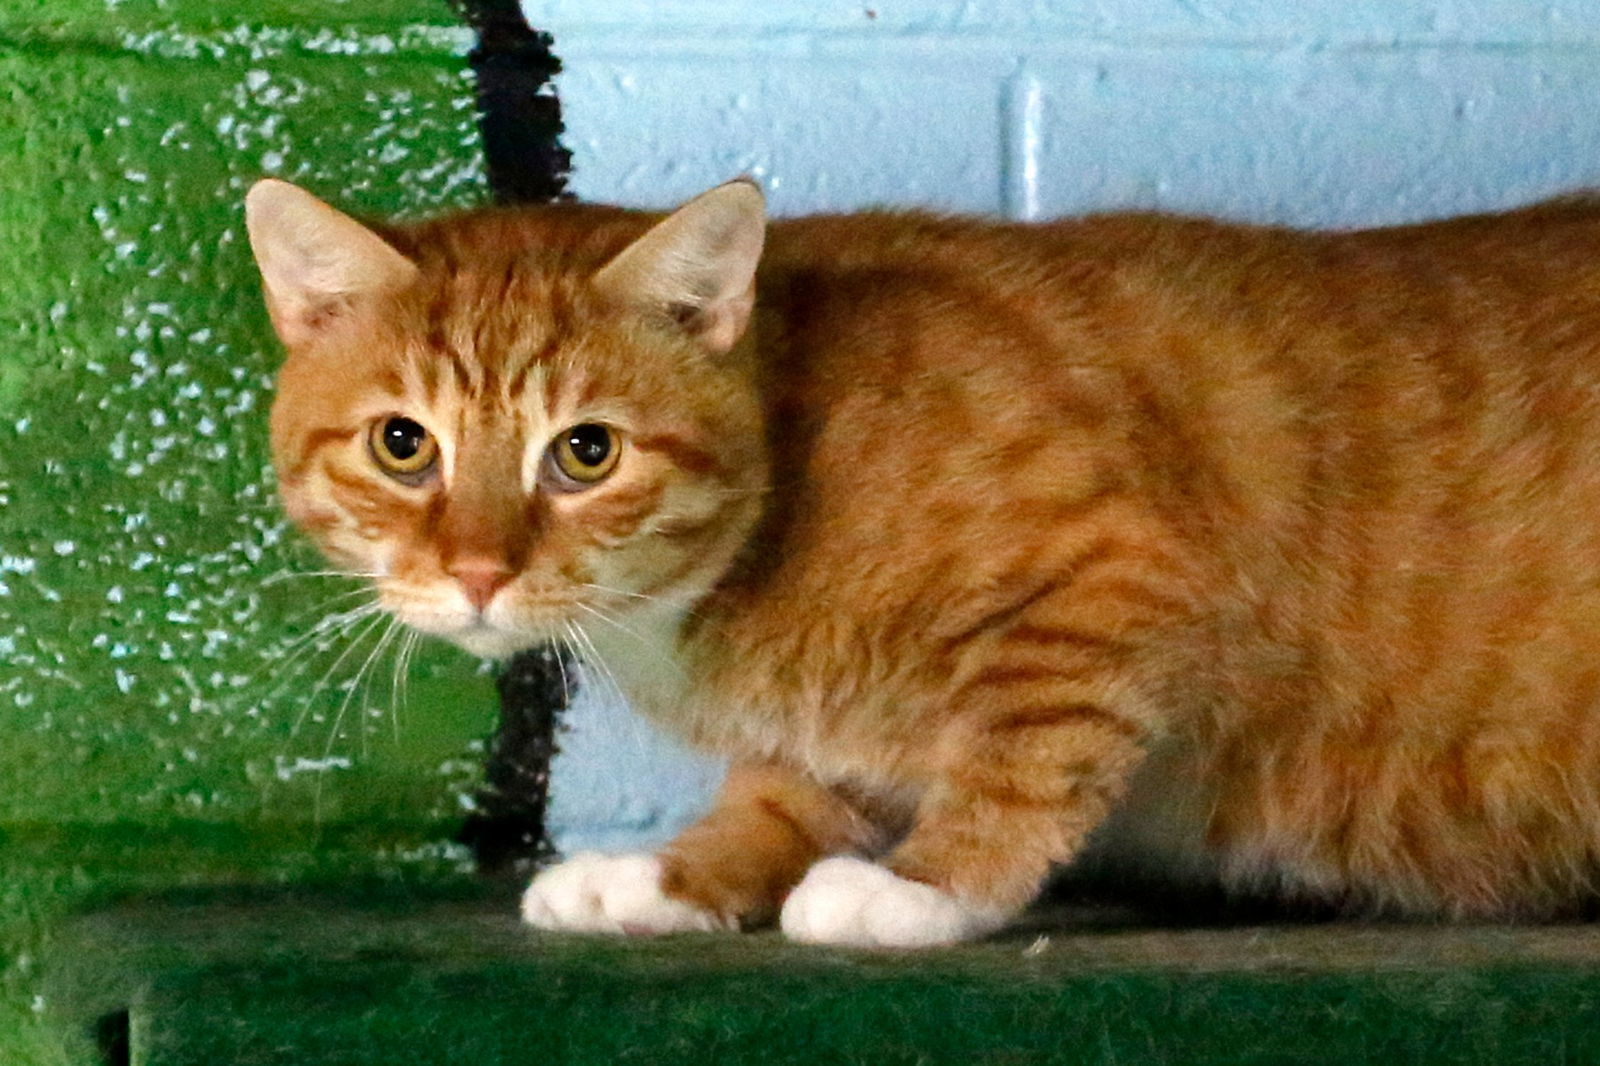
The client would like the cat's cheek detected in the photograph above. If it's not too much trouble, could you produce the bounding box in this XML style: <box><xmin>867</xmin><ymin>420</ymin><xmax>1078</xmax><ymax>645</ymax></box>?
<box><xmin>276</xmin><ymin>480</ymin><xmax>326</xmax><ymax>527</ymax></box>
<box><xmin>520</xmin><ymin>853</ymin><xmax>734</xmax><ymax>935</ymax></box>
<box><xmin>779</xmin><ymin>856</ymin><xmax>1010</xmax><ymax>948</ymax></box>
<box><xmin>315</xmin><ymin>540</ymin><xmax>379</xmax><ymax>578</ymax></box>
<box><xmin>302</xmin><ymin>520</ymin><xmax>387</xmax><ymax>577</ymax></box>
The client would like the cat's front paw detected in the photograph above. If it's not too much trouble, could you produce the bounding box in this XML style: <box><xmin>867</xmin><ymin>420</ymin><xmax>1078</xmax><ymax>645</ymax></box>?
<box><xmin>779</xmin><ymin>855</ymin><xmax>1009</xmax><ymax>948</ymax></box>
<box><xmin>521</xmin><ymin>852</ymin><xmax>733</xmax><ymax>935</ymax></box>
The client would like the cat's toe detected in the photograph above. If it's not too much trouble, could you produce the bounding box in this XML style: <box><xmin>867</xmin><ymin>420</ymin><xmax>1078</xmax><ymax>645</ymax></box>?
<box><xmin>520</xmin><ymin>852</ymin><xmax>732</xmax><ymax>935</ymax></box>
<box><xmin>779</xmin><ymin>856</ymin><xmax>1008</xmax><ymax>948</ymax></box>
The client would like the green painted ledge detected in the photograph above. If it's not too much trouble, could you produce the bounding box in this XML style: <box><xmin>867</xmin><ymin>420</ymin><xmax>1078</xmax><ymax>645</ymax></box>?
<box><xmin>41</xmin><ymin>884</ymin><xmax>1600</xmax><ymax>1066</ymax></box>
<box><xmin>0</xmin><ymin>3</ymin><xmax>498</xmax><ymax>1061</ymax></box>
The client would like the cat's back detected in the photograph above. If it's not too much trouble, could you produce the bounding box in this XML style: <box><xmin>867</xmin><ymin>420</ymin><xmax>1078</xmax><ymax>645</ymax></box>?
<box><xmin>762</xmin><ymin>194</ymin><xmax>1600</xmax><ymax>352</ymax></box>
<box><xmin>754</xmin><ymin>196</ymin><xmax>1600</xmax><ymax>562</ymax></box>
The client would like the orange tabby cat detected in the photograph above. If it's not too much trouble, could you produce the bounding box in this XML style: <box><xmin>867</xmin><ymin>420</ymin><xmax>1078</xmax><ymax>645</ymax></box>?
<box><xmin>247</xmin><ymin>177</ymin><xmax>1600</xmax><ymax>947</ymax></box>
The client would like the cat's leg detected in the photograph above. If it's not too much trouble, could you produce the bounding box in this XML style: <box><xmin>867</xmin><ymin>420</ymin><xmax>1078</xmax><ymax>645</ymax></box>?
<box><xmin>782</xmin><ymin>703</ymin><xmax>1149</xmax><ymax>947</ymax></box>
<box><xmin>522</xmin><ymin>761</ymin><xmax>878</xmax><ymax>935</ymax></box>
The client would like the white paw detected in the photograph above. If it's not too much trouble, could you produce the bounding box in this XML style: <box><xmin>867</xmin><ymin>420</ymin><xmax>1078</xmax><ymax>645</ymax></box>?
<box><xmin>779</xmin><ymin>856</ymin><xmax>1009</xmax><ymax>948</ymax></box>
<box><xmin>520</xmin><ymin>852</ymin><xmax>732</xmax><ymax>935</ymax></box>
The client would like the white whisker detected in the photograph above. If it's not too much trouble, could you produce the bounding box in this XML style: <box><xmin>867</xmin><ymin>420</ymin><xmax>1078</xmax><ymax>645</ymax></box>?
<box><xmin>391</xmin><ymin>628</ymin><xmax>421</xmax><ymax>743</ymax></box>
<box><xmin>244</xmin><ymin>602</ymin><xmax>383</xmax><ymax>712</ymax></box>
<box><xmin>327</xmin><ymin>614</ymin><xmax>401</xmax><ymax>763</ymax></box>
<box><xmin>262</xmin><ymin>569</ymin><xmax>380</xmax><ymax>587</ymax></box>
<box><xmin>357</xmin><ymin>617</ymin><xmax>406</xmax><ymax>756</ymax></box>
<box><xmin>565</xmin><ymin>620</ymin><xmax>652</xmax><ymax>763</ymax></box>
<box><xmin>572</xmin><ymin>600</ymin><xmax>650</xmax><ymax>646</ymax></box>
<box><xmin>302</xmin><ymin>613</ymin><xmax>393</xmax><ymax>825</ymax></box>
<box><xmin>579</xmin><ymin>581</ymin><xmax>704</xmax><ymax>621</ymax></box>
<box><xmin>564</xmin><ymin>619</ymin><xmax>626</xmax><ymax>710</ymax></box>
<box><xmin>573</xmin><ymin>600</ymin><xmax>688</xmax><ymax>683</ymax></box>
<box><xmin>552</xmin><ymin>639</ymin><xmax>573</xmax><ymax>708</ymax></box>
<box><xmin>291</xmin><ymin>611</ymin><xmax>389</xmax><ymax>740</ymax></box>
<box><xmin>270</xmin><ymin>586</ymin><xmax>377</xmax><ymax>637</ymax></box>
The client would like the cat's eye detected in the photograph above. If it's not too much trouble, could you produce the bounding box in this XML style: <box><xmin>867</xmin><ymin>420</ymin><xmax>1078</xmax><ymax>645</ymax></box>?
<box><xmin>548</xmin><ymin>423</ymin><xmax>621</xmax><ymax>487</ymax></box>
<box><xmin>368</xmin><ymin>416</ymin><xmax>438</xmax><ymax>481</ymax></box>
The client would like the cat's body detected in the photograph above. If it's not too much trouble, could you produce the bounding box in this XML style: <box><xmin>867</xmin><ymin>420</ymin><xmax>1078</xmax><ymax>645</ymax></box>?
<box><xmin>248</xmin><ymin>180</ymin><xmax>1600</xmax><ymax>946</ymax></box>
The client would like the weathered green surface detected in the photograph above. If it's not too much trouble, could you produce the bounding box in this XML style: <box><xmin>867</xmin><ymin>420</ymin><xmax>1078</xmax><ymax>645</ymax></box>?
<box><xmin>46</xmin><ymin>887</ymin><xmax>1600</xmax><ymax>1066</ymax></box>
<box><xmin>0</xmin><ymin>3</ymin><xmax>496</xmax><ymax>1060</ymax></box>
<box><xmin>0</xmin><ymin>1</ymin><xmax>493</xmax><ymax>831</ymax></box>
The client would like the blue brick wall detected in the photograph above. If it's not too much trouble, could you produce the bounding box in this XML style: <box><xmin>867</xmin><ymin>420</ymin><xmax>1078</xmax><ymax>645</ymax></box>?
<box><xmin>527</xmin><ymin>0</ymin><xmax>1600</xmax><ymax>224</ymax></box>
<box><xmin>520</xmin><ymin>0</ymin><xmax>1600</xmax><ymax>852</ymax></box>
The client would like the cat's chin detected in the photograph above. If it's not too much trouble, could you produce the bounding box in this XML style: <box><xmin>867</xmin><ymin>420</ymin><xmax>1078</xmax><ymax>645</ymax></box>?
<box><xmin>441</xmin><ymin>622</ymin><xmax>542</xmax><ymax>661</ymax></box>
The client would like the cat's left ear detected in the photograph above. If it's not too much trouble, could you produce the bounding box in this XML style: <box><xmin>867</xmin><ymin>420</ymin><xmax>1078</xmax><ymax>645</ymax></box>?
<box><xmin>244</xmin><ymin>179</ymin><xmax>419</xmax><ymax>350</ymax></box>
<box><xmin>592</xmin><ymin>179</ymin><xmax>766</xmax><ymax>355</ymax></box>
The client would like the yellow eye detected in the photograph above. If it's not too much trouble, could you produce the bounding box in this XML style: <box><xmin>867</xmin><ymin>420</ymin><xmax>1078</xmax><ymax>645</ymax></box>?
<box><xmin>368</xmin><ymin>416</ymin><xmax>438</xmax><ymax>480</ymax></box>
<box><xmin>549</xmin><ymin>423</ymin><xmax>621</xmax><ymax>486</ymax></box>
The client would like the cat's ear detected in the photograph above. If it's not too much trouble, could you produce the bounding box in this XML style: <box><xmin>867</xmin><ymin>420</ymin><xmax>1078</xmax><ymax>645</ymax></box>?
<box><xmin>592</xmin><ymin>179</ymin><xmax>766</xmax><ymax>355</ymax></box>
<box><xmin>244</xmin><ymin>179</ymin><xmax>418</xmax><ymax>349</ymax></box>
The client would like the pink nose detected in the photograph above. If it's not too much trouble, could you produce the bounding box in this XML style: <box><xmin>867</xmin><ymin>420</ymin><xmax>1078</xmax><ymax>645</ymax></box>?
<box><xmin>447</xmin><ymin>558</ymin><xmax>515</xmax><ymax>612</ymax></box>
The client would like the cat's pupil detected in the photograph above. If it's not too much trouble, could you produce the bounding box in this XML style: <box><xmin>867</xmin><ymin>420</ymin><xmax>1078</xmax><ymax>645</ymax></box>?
<box><xmin>566</xmin><ymin>423</ymin><xmax>611</xmax><ymax>467</ymax></box>
<box><xmin>384</xmin><ymin>417</ymin><xmax>426</xmax><ymax>460</ymax></box>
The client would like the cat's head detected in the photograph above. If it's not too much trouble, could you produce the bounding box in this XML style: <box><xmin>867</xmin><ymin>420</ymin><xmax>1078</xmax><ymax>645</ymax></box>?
<box><xmin>245</xmin><ymin>179</ymin><xmax>770</xmax><ymax>658</ymax></box>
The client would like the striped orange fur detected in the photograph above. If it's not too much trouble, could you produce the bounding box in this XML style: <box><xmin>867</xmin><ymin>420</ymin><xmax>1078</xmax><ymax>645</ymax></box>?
<box><xmin>249</xmin><ymin>178</ymin><xmax>1600</xmax><ymax>942</ymax></box>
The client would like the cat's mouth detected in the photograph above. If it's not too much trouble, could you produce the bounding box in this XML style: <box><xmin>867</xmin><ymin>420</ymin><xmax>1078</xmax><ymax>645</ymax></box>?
<box><xmin>385</xmin><ymin>603</ymin><xmax>542</xmax><ymax>661</ymax></box>
<box><xmin>375</xmin><ymin>581</ymin><xmax>585</xmax><ymax>660</ymax></box>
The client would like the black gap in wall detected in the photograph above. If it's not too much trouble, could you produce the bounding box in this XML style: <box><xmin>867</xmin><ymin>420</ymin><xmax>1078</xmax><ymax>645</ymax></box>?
<box><xmin>92</xmin><ymin>1010</ymin><xmax>130</xmax><ymax>1066</ymax></box>
<box><xmin>448</xmin><ymin>0</ymin><xmax>573</xmax><ymax>877</ymax></box>
<box><xmin>454</xmin><ymin>0</ymin><xmax>572</xmax><ymax>206</ymax></box>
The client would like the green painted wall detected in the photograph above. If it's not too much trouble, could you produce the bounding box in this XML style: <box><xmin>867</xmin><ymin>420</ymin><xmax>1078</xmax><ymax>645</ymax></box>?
<box><xmin>0</xmin><ymin>0</ymin><xmax>497</xmax><ymax>851</ymax></box>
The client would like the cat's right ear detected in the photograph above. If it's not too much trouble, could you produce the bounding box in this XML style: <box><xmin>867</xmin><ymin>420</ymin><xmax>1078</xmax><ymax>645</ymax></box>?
<box><xmin>244</xmin><ymin>179</ymin><xmax>418</xmax><ymax>350</ymax></box>
<box><xmin>592</xmin><ymin>179</ymin><xmax>766</xmax><ymax>355</ymax></box>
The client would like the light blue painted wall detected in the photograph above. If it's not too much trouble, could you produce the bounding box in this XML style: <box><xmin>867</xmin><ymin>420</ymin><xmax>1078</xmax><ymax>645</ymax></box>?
<box><xmin>520</xmin><ymin>0</ymin><xmax>1600</xmax><ymax>852</ymax></box>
